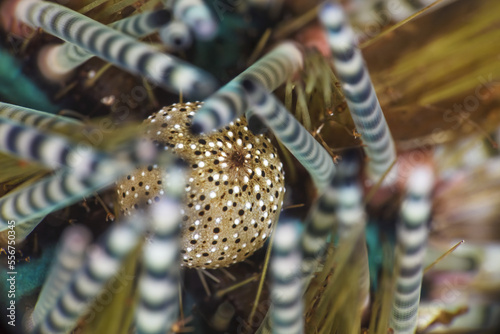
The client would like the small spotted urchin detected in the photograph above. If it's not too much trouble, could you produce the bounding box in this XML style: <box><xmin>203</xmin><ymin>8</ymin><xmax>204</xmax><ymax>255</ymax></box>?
<box><xmin>117</xmin><ymin>102</ymin><xmax>286</xmax><ymax>268</ymax></box>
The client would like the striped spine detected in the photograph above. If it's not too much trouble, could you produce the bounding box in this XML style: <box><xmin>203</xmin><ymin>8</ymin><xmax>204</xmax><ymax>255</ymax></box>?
<box><xmin>169</xmin><ymin>0</ymin><xmax>217</xmax><ymax>40</ymax></box>
<box><xmin>0</xmin><ymin>117</ymin><xmax>112</xmax><ymax>178</ymax></box>
<box><xmin>31</xmin><ymin>225</ymin><xmax>92</xmax><ymax>328</ymax></box>
<box><xmin>242</xmin><ymin>79</ymin><xmax>335</xmax><ymax>191</ymax></box>
<box><xmin>159</xmin><ymin>21</ymin><xmax>193</xmax><ymax>51</ymax></box>
<box><xmin>32</xmin><ymin>214</ymin><xmax>146</xmax><ymax>334</ymax></box>
<box><xmin>0</xmin><ymin>142</ymin><xmax>162</xmax><ymax>230</ymax></box>
<box><xmin>15</xmin><ymin>0</ymin><xmax>217</xmax><ymax>98</ymax></box>
<box><xmin>319</xmin><ymin>3</ymin><xmax>397</xmax><ymax>183</ymax></box>
<box><xmin>110</xmin><ymin>9</ymin><xmax>171</xmax><ymax>37</ymax></box>
<box><xmin>191</xmin><ymin>42</ymin><xmax>303</xmax><ymax>134</ymax></box>
<box><xmin>0</xmin><ymin>171</ymin><xmax>109</xmax><ymax>230</ymax></box>
<box><xmin>46</xmin><ymin>9</ymin><xmax>172</xmax><ymax>75</ymax></box>
<box><xmin>332</xmin><ymin>152</ymin><xmax>370</xmax><ymax>311</ymax></box>
<box><xmin>300</xmin><ymin>182</ymin><xmax>336</xmax><ymax>277</ymax></box>
<box><xmin>135</xmin><ymin>163</ymin><xmax>185</xmax><ymax>334</ymax></box>
<box><xmin>390</xmin><ymin>166</ymin><xmax>434</xmax><ymax>334</ymax></box>
<box><xmin>0</xmin><ymin>102</ymin><xmax>83</xmax><ymax>131</ymax></box>
<box><xmin>270</xmin><ymin>218</ymin><xmax>304</xmax><ymax>334</ymax></box>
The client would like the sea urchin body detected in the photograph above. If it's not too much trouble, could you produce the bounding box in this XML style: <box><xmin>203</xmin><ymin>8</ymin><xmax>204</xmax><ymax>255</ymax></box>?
<box><xmin>117</xmin><ymin>102</ymin><xmax>286</xmax><ymax>268</ymax></box>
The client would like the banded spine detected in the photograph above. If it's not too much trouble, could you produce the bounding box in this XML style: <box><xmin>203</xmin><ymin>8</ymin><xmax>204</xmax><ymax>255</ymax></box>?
<box><xmin>136</xmin><ymin>163</ymin><xmax>185</xmax><ymax>334</ymax></box>
<box><xmin>191</xmin><ymin>42</ymin><xmax>303</xmax><ymax>134</ymax></box>
<box><xmin>168</xmin><ymin>0</ymin><xmax>217</xmax><ymax>40</ymax></box>
<box><xmin>300</xmin><ymin>182</ymin><xmax>336</xmax><ymax>277</ymax></box>
<box><xmin>32</xmin><ymin>213</ymin><xmax>146</xmax><ymax>334</ymax></box>
<box><xmin>270</xmin><ymin>218</ymin><xmax>304</xmax><ymax>334</ymax></box>
<box><xmin>159</xmin><ymin>21</ymin><xmax>193</xmax><ymax>51</ymax></box>
<box><xmin>390</xmin><ymin>166</ymin><xmax>434</xmax><ymax>334</ymax></box>
<box><xmin>15</xmin><ymin>0</ymin><xmax>217</xmax><ymax>98</ymax></box>
<box><xmin>31</xmin><ymin>225</ymin><xmax>92</xmax><ymax>328</ymax></box>
<box><xmin>111</xmin><ymin>9</ymin><xmax>171</xmax><ymax>37</ymax></box>
<box><xmin>319</xmin><ymin>3</ymin><xmax>397</xmax><ymax>183</ymax></box>
<box><xmin>0</xmin><ymin>117</ymin><xmax>112</xmax><ymax>178</ymax></box>
<box><xmin>0</xmin><ymin>102</ymin><xmax>83</xmax><ymax>131</ymax></box>
<box><xmin>332</xmin><ymin>152</ymin><xmax>370</xmax><ymax>311</ymax></box>
<box><xmin>43</xmin><ymin>9</ymin><xmax>173</xmax><ymax>76</ymax></box>
<box><xmin>242</xmin><ymin>79</ymin><xmax>335</xmax><ymax>191</ymax></box>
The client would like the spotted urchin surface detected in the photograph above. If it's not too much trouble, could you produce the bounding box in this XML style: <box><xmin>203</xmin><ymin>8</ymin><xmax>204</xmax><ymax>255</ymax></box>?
<box><xmin>116</xmin><ymin>102</ymin><xmax>286</xmax><ymax>268</ymax></box>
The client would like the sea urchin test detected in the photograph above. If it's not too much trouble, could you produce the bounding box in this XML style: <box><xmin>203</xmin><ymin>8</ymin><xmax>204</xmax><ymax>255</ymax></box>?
<box><xmin>117</xmin><ymin>102</ymin><xmax>285</xmax><ymax>269</ymax></box>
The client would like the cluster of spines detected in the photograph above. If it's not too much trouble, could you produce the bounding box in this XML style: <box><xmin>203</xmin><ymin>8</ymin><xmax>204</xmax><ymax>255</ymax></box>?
<box><xmin>390</xmin><ymin>166</ymin><xmax>434</xmax><ymax>333</ymax></box>
<box><xmin>242</xmin><ymin>79</ymin><xmax>335</xmax><ymax>191</ymax></box>
<box><xmin>27</xmin><ymin>225</ymin><xmax>92</xmax><ymax>331</ymax></box>
<box><xmin>14</xmin><ymin>0</ymin><xmax>218</xmax><ymax>98</ymax></box>
<box><xmin>191</xmin><ymin>42</ymin><xmax>303</xmax><ymax>134</ymax></box>
<box><xmin>0</xmin><ymin>116</ymin><xmax>113</xmax><ymax>178</ymax></box>
<box><xmin>31</xmin><ymin>213</ymin><xmax>146</xmax><ymax>334</ymax></box>
<box><xmin>319</xmin><ymin>2</ymin><xmax>397</xmax><ymax>183</ymax></box>
<box><xmin>0</xmin><ymin>109</ymin><xmax>162</xmax><ymax>229</ymax></box>
<box><xmin>270</xmin><ymin>217</ymin><xmax>304</xmax><ymax>334</ymax></box>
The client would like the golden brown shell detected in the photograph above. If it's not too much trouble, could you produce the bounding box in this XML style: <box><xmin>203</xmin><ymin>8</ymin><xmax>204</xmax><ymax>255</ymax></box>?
<box><xmin>116</xmin><ymin>102</ymin><xmax>285</xmax><ymax>268</ymax></box>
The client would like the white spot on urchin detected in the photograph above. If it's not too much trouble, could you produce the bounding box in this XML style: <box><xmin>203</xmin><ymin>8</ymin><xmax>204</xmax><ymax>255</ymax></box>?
<box><xmin>177</xmin><ymin>143</ymin><xmax>184</xmax><ymax>149</ymax></box>
<box><xmin>191</xmin><ymin>144</ymin><xmax>196</xmax><ymax>149</ymax></box>
<box><xmin>199</xmin><ymin>161</ymin><xmax>205</xmax><ymax>167</ymax></box>
<box><xmin>194</xmin><ymin>234</ymin><xmax>200</xmax><ymax>240</ymax></box>
<box><xmin>210</xmin><ymin>191</ymin><xmax>216</xmax><ymax>198</ymax></box>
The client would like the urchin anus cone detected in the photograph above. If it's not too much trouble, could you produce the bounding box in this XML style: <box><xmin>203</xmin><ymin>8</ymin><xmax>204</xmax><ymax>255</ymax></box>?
<box><xmin>117</xmin><ymin>102</ymin><xmax>286</xmax><ymax>269</ymax></box>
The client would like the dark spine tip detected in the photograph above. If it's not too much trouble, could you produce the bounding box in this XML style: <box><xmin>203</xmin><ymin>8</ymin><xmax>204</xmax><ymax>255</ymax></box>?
<box><xmin>241</xmin><ymin>79</ymin><xmax>256</xmax><ymax>92</ymax></box>
<box><xmin>153</xmin><ymin>9</ymin><xmax>172</xmax><ymax>26</ymax></box>
<box><xmin>190</xmin><ymin>122</ymin><xmax>203</xmax><ymax>135</ymax></box>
